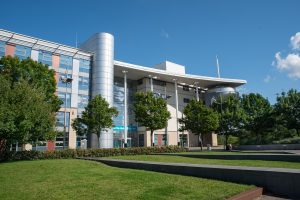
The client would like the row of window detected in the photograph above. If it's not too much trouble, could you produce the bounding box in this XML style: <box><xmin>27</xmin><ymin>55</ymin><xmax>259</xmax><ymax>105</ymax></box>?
<box><xmin>58</xmin><ymin>93</ymin><xmax>89</xmax><ymax>109</ymax></box>
<box><xmin>0</xmin><ymin>42</ymin><xmax>91</xmax><ymax>73</ymax></box>
<box><xmin>57</xmin><ymin>73</ymin><xmax>89</xmax><ymax>90</ymax></box>
<box><xmin>38</xmin><ymin>51</ymin><xmax>91</xmax><ymax>73</ymax></box>
<box><xmin>0</xmin><ymin>41</ymin><xmax>5</xmax><ymax>57</ymax></box>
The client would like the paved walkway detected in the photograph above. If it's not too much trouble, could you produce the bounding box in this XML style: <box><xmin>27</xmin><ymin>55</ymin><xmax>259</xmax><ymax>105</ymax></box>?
<box><xmin>256</xmin><ymin>195</ymin><xmax>292</xmax><ymax>200</ymax></box>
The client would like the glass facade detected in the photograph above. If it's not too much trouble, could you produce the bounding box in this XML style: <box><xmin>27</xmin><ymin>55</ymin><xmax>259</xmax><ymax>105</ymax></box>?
<box><xmin>78</xmin><ymin>94</ymin><xmax>89</xmax><ymax>108</ymax></box>
<box><xmin>58</xmin><ymin>73</ymin><xmax>72</xmax><ymax>88</ymax></box>
<box><xmin>60</xmin><ymin>55</ymin><xmax>73</xmax><ymax>71</ymax></box>
<box><xmin>78</xmin><ymin>76</ymin><xmax>89</xmax><ymax>90</ymax></box>
<box><xmin>0</xmin><ymin>41</ymin><xmax>5</xmax><ymax>57</ymax></box>
<box><xmin>38</xmin><ymin>51</ymin><xmax>52</xmax><ymax>66</ymax></box>
<box><xmin>15</xmin><ymin>45</ymin><xmax>31</xmax><ymax>60</ymax></box>
<box><xmin>56</xmin><ymin>111</ymin><xmax>70</xmax><ymax>127</ymax></box>
<box><xmin>79</xmin><ymin>59</ymin><xmax>91</xmax><ymax>73</ymax></box>
<box><xmin>58</xmin><ymin>92</ymin><xmax>71</xmax><ymax>108</ymax></box>
<box><xmin>113</xmin><ymin>77</ymin><xmax>138</xmax><ymax>147</ymax></box>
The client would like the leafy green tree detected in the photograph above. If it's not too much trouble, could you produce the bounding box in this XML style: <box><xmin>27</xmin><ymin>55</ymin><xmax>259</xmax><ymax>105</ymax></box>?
<box><xmin>133</xmin><ymin>92</ymin><xmax>171</xmax><ymax>146</ymax></box>
<box><xmin>180</xmin><ymin>100</ymin><xmax>219</xmax><ymax>150</ymax></box>
<box><xmin>0</xmin><ymin>56</ymin><xmax>62</xmax><ymax>112</ymax></box>
<box><xmin>72</xmin><ymin>95</ymin><xmax>118</xmax><ymax>148</ymax></box>
<box><xmin>241</xmin><ymin>93</ymin><xmax>272</xmax><ymax>144</ymax></box>
<box><xmin>0</xmin><ymin>76</ymin><xmax>55</xmax><ymax>151</ymax></box>
<box><xmin>275</xmin><ymin>89</ymin><xmax>300</xmax><ymax>136</ymax></box>
<box><xmin>212</xmin><ymin>94</ymin><xmax>245</xmax><ymax>147</ymax></box>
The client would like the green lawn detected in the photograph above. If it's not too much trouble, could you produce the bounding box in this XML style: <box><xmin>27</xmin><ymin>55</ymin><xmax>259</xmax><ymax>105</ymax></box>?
<box><xmin>0</xmin><ymin>159</ymin><xmax>253</xmax><ymax>200</ymax></box>
<box><xmin>111</xmin><ymin>155</ymin><xmax>300</xmax><ymax>169</ymax></box>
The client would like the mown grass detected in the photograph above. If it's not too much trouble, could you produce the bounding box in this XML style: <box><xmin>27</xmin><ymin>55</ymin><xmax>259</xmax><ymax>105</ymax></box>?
<box><xmin>0</xmin><ymin>159</ymin><xmax>253</xmax><ymax>200</ymax></box>
<box><xmin>111</xmin><ymin>155</ymin><xmax>300</xmax><ymax>169</ymax></box>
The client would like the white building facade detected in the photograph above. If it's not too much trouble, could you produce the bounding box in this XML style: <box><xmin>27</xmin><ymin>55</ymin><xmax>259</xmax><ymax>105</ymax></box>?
<box><xmin>0</xmin><ymin>29</ymin><xmax>246</xmax><ymax>150</ymax></box>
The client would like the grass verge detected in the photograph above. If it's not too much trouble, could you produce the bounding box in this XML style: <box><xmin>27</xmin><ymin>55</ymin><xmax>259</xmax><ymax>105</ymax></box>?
<box><xmin>0</xmin><ymin>159</ymin><xmax>253</xmax><ymax>200</ymax></box>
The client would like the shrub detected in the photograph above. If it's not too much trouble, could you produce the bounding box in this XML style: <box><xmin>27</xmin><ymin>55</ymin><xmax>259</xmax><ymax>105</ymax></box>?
<box><xmin>0</xmin><ymin>146</ymin><xmax>187</xmax><ymax>162</ymax></box>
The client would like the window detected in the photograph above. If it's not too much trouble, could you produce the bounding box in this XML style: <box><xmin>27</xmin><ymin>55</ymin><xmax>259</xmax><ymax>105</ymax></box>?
<box><xmin>183</xmin><ymin>98</ymin><xmax>190</xmax><ymax>103</ymax></box>
<box><xmin>60</xmin><ymin>55</ymin><xmax>73</xmax><ymax>71</ymax></box>
<box><xmin>38</xmin><ymin>51</ymin><xmax>52</xmax><ymax>66</ymax></box>
<box><xmin>79</xmin><ymin>59</ymin><xmax>91</xmax><ymax>73</ymax></box>
<box><xmin>153</xmin><ymin>79</ymin><xmax>166</xmax><ymax>86</ymax></box>
<box><xmin>79</xmin><ymin>76</ymin><xmax>89</xmax><ymax>90</ymax></box>
<box><xmin>56</xmin><ymin>111</ymin><xmax>70</xmax><ymax>127</ymax></box>
<box><xmin>78</xmin><ymin>94</ymin><xmax>89</xmax><ymax>108</ymax></box>
<box><xmin>183</xmin><ymin>86</ymin><xmax>190</xmax><ymax>91</ymax></box>
<box><xmin>15</xmin><ymin>45</ymin><xmax>31</xmax><ymax>60</ymax></box>
<box><xmin>0</xmin><ymin>41</ymin><xmax>5</xmax><ymax>57</ymax></box>
<box><xmin>137</xmin><ymin>79</ymin><xmax>143</xmax><ymax>85</ymax></box>
<box><xmin>58</xmin><ymin>92</ymin><xmax>71</xmax><ymax>108</ymax></box>
<box><xmin>58</xmin><ymin>73</ymin><xmax>72</xmax><ymax>88</ymax></box>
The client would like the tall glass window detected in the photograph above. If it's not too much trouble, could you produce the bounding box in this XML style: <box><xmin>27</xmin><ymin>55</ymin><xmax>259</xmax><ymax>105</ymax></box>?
<box><xmin>56</xmin><ymin>111</ymin><xmax>70</xmax><ymax>127</ymax></box>
<box><xmin>38</xmin><ymin>51</ymin><xmax>52</xmax><ymax>66</ymax></box>
<box><xmin>79</xmin><ymin>59</ymin><xmax>91</xmax><ymax>73</ymax></box>
<box><xmin>58</xmin><ymin>73</ymin><xmax>72</xmax><ymax>88</ymax></box>
<box><xmin>58</xmin><ymin>92</ymin><xmax>71</xmax><ymax>108</ymax></box>
<box><xmin>78</xmin><ymin>76</ymin><xmax>89</xmax><ymax>91</ymax></box>
<box><xmin>0</xmin><ymin>41</ymin><xmax>5</xmax><ymax>57</ymax></box>
<box><xmin>60</xmin><ymin>55</ymin><xmax>73</xmax><ymax>71</ymax></box>
<box><xmin>15</xmin><ymin>45</ymin><xmax>31</xmax><ymax>60</ymax></box>
<box><xmin>78</xmin><ymin>94</ymin><xmax>89</xmax><ymax>108</ymax></box>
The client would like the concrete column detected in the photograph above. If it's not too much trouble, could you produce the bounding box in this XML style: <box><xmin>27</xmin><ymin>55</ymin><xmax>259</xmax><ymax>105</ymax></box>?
<box><xmin>123</xmin><ymin>70</ymin><xmax>128</xmax><ymax>147</ymax></box>
<box><xmin>194</xmin><ymin>82</ymin><xmax>199</xmax><ymax>101</ymax></box>
<box><xmin>149</xmin><ymin>76</ymin><xmax>153</xmax><ymax>92</ymax></box>
<box><xmin>173</xmin><ymin>79</ymin><xmax>179</xmax><ymax>146</ymax></box>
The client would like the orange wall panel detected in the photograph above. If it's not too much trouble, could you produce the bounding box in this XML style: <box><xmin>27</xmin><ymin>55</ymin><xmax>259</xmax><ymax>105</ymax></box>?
<box><xmin>5</xmin><ymin>44</ymin><xmax>15</xmax><ymax>56</ymax></box>
<box><xmin>52</xmin><ymin>54</ymin><xmax>60</xmax><ymax>69</ymax></box>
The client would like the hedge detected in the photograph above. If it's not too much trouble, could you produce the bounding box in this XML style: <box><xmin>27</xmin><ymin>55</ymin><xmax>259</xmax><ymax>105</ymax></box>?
<box><xmin>0</xmin><ymin>146</ymin><xmax>187</xmax><ymax>162</ymax></box>
<box><xmin>273</xmin><ymin>137</ymin><xmax>300</xmax><ymax>144</ymax></box>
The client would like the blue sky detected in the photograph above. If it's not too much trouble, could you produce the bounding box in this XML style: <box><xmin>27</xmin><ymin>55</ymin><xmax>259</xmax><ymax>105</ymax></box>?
<box><xmin>1</xmin><ymin>0</ymin><xmax>300</xmax><ymax>104</ymax></box>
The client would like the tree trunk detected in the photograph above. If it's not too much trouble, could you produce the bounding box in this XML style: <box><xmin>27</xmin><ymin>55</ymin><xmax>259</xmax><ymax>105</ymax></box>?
<box><xmin>297</xmin><ymin>129</ymin><xmax>300</xmax><ymax>137</ymax></box>
<box><xmin>151</xmin><ymin>130</ymin><xmax>154</xmax><ymax>147</ymax></box>
<box><xmin>198</xmin><ymin>134</ymin><xmax>203</xmax><ymax>151</ymax></box>
<box><xmin>0</xmin><ymin>139</ymin><xmax>7</xmax><ymax>154</ymax></box>
<box><xmin>225</xmin><ymin>134</ymin><xmax>229</xmax><ymax>147</ymax></box>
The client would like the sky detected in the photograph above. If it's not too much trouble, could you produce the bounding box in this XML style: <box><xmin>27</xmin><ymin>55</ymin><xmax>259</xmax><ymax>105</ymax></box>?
<box><xmin>1</xmin><ymin>0</ymin><xmax>299</xmax><ymax>104</ymax></box>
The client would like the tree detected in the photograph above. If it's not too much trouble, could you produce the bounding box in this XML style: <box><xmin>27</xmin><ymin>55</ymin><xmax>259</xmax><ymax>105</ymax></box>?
<box><xmin>275</xmin><ymin>89</ymin><xmax>300</xmax><ymax>136</ymax></box>
<box><xmin>133</xmin><ymin>92</ymin><xmax>171</xmax><ymax>146</ymax></box>
<box><xmin>241</xmin><ymin>93</ymin><xmax>272</xmax><ymax>144</ymax></box>
<box><xmin>0</xmin><ymin>76</ymin><xmax>55</xmax><ymax>152</ymax></box>
<box><xmin>180</xmin><ymin>100</ymin><xmax>219</xmax><ymax>150</ymax></box>
<box><xmin>0</xmin><ymin>56</ymin><xmax>62</xmax><ymax>112</ymax></box>
<box><xmin>72</xmin><ymin>95</ymin><xmax>118</xmax><ymax>148</ymax></box>
<box><xmin>212</xmin><ymin>94</ymin><xmax>245</xmax><ymax>147</ymax></box>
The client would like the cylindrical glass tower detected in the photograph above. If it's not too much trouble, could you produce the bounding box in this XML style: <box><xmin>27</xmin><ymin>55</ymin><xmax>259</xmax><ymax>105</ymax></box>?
<box><xmin>81</xmin><ymin>33</ymin><xmax>114</xmax><ymax>148</ymax></box>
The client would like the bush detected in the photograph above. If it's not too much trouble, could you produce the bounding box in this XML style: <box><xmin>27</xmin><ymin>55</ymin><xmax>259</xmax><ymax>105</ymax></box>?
<box><xmin>273</xmin><ymin>137</ymin><xmax>300</xmax><ymax>144</ymax></box>
<box><xmin>0</xmin><ymin>146</ymin><xmax>187</xmax><ymax>162</ymax></box>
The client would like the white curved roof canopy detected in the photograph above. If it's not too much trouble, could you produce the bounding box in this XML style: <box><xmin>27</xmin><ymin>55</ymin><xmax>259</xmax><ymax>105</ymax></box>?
<box><xmin>114</xmin><ymin>60</ymin><xmax>246</xmax><ymax>89</ymax></box>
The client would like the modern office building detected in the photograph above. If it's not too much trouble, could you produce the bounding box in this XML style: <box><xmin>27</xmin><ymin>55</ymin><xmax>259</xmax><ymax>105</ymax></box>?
<box><xmin>0</xmin><ymin>29</ymin><xmax>246</xmax><ymax>150</ymax></box>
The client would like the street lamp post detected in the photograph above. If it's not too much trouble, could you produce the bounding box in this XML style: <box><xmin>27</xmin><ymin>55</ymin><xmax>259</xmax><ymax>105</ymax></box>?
<box><xmin>122</xmin><ymin>70</ymin><xmax>128</xmax><ymax>148</ymax></box>
<box><xmin>60</xmin><ymin>76</ymin><xmax>73</xmax><ymax>149</ymax></box>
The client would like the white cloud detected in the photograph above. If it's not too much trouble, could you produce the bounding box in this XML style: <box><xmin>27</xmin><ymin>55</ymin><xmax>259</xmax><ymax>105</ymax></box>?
<box><xmin>290</xmin><ymin>32</ymin><xmax>300</xmax><ymax>50</ymax></box>
<box><xmin>264</xmin><ymin>75</ymin><xmax>272</xmax><ymax>83</ymax></box>
<box><xmin>274</xmin><ymin>52</ymin><xmax>300</xmax><ymax>79</ymax></box>
<box><xmin>161</xmin><ymin>29</ymin><xmax>169</xmax><ymax>39</ymax></box>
